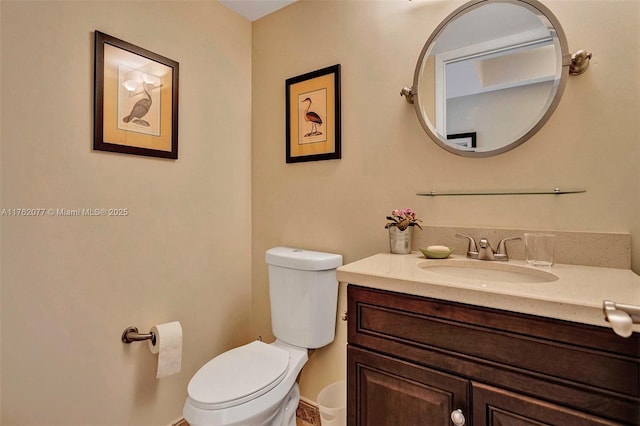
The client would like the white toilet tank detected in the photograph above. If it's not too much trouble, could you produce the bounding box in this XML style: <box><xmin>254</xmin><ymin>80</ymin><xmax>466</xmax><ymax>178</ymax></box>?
<box><xmin>265</xmin><ymin>247</ymin><xmax>342</xmax><ymax>349</ymax></box>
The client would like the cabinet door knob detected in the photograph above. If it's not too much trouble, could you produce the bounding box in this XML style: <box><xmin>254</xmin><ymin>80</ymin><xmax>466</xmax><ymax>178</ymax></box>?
<box><xmin>450</xmin><ymin>409</ymin><xmax>466</xmax><ymax>425</ymax></box>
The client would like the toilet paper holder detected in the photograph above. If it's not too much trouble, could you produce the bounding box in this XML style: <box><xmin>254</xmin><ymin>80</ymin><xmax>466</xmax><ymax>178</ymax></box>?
<box><xmin>121</xmin><ymin>326</ymin><xmax>157</xmax><ymax>345</ymax></box>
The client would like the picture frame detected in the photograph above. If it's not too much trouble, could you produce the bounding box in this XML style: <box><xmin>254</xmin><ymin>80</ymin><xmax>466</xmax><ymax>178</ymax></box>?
<box><xmin>447</xmin><ymin>132</ymin><xmax>476</xmax><ymax>150</ymax></box>
<box><xmin>94</xmin><ymin>31</ymin><xmax>179</xmax><ymax>159</ymax></box>
<box><xmin>285</xmin><ymin>64</ymin><xmax>341</xmax><ymax>163</ymax></box>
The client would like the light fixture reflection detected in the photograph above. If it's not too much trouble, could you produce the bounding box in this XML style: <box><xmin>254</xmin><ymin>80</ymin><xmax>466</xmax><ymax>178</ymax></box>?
<box><xmin>122</xmin><ymin>79</ymin><xmax>139</xmax><ymax>92</ymax></box>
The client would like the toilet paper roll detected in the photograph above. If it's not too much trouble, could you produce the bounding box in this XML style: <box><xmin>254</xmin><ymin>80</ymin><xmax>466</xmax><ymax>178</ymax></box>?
<box><xmin>148</xmin><ymin>321</ymin><xmax>183</xmax><ymax>379</ymax></box>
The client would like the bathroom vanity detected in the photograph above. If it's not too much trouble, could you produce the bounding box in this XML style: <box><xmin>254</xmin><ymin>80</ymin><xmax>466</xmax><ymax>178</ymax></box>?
<box><xmin>338</xmin><ymin>254</ymin><xmax>640</xmax><ymax>426</ymax></box>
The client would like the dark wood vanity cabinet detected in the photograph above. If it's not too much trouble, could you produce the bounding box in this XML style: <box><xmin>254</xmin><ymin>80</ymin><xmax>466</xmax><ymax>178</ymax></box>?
<box><xmin>349</xmin><ymin>346</ymin><xmax>469</xmax><ymax>426</ymax></box>
<box><xmin>347</xmin><ymin>285</ymin><xmax>640</xmax><ymax>426</ymax></box>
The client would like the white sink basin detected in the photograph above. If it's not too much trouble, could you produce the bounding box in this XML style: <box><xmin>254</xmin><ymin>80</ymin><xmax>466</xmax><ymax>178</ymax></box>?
<box><xmin>418</xmin><ymin>259</ymin><xmax>558</xmax><ymax>283</ymax></box>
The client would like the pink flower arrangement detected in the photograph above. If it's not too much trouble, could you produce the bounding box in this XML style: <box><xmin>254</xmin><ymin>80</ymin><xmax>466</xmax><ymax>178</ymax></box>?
<box><xmin>385</xmin><ymin>208</ymin><xmax>422</xmax><ymax>231</ymax></box>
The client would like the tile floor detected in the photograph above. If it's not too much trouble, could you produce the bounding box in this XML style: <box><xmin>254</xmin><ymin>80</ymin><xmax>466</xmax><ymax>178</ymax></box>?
<box><xmin>177</xmin><ymin>400</ymin><xmax>320</xmax><ymax>426</ymax></box>
<box><xmin>296</xmin><ymin>399</ymin><xmax>321</xmax><ymax>426</ymax></box>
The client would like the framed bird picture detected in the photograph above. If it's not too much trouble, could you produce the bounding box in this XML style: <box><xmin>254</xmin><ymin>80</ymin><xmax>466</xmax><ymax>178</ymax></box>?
<box><xmin>285</xmin><ymin>64</ymin><xmax>341</xmax><ymax>163</ymax></box>
<box><xmin>94</xmin><ymin>31</ymin><xmax>179</xmax><ymax>159</ymax></box>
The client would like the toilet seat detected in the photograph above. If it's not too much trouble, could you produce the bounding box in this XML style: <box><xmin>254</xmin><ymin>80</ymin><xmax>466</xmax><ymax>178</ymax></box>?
<box><xmin>187</xmin><ymin>340</ymin><xmax>290</xmax><ymax>410</ymax></box>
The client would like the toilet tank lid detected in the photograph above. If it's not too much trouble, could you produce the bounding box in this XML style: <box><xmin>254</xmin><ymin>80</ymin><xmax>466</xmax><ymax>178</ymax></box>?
<box><xmin>266</xmin><ymin>247</ymin><xmax>343</xmax><ymax>271</ymax></box>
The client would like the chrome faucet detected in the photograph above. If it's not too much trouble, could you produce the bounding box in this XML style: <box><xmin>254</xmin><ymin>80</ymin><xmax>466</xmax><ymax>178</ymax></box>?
<box><xmin>455</xmin><ymin>234</ymin><xmax>478</xmax><ymax>259</ymax></box>
<box><xmin>456</xmin><ymin>234</ymin><xmax>521</xmax><ymax>261</ymax></box>
<box><xmin>495</xmin><ymin>237</ymin><xmax>522</xmax><ymax>261</ymax></box>
<box><xmin>478</xmin><ymin>238</ymin><xmax>496</xmax><ymax>261</ymax></box>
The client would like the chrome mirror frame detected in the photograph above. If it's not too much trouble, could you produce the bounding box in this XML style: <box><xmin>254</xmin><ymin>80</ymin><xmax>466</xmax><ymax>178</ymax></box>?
<box><xmin>402</xmin><ymin>0</ymin><xmax>589</xmax><ymax>157</ymax></box>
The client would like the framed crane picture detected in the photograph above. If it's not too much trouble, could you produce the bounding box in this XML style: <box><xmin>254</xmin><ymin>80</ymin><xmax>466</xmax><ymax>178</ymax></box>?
<box><xmin>94</xmin><ymin>31</ymin><xmax>179</xmax><ymax>159</ymax></box>
<box><xmin>285</xmin><ymin>64</ymin><xmax>341</xmax><ymax>163</ymax></box>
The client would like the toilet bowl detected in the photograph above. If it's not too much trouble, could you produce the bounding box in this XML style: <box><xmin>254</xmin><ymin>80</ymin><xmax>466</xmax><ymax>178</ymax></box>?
<box><xmin>183</xmin><ymin>247</ymin><xmax>342</xmax><ymax>426</ymax></box>
<box><xmin>184</xmin><ymin>340</ymin><xmax>308</xmax><ymax>426</ymax></box>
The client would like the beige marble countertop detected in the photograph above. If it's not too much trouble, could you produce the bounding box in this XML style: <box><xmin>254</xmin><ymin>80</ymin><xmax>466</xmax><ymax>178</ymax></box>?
<box><xmin>337</xmin><ymin>252</ymin><xmax>640</xmax><ymax>333</ymax></box>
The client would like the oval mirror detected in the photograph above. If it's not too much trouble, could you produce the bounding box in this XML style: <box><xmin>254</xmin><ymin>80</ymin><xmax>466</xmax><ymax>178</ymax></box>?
<box><xmin>409</xmin><ymin>0</ymin><xmax>571</xmax><ymax>157</ymax></box>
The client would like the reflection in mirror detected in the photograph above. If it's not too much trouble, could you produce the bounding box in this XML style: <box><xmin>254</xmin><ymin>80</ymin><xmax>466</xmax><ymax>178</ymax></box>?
<box><xmin>410</xmin><ymin>0</ymin><xmax>571</xmax><ymax>157</ymax></box>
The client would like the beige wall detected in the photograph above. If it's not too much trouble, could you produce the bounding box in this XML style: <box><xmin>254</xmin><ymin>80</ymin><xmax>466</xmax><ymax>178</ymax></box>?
<box><xmin>252</xmin><ymin>0</ymin><xmax>640</xmax><ymax>402</ymax></box>
<box><xmin>1</xmin><ymin>0</ymin><xmax>638</xmax><ymax>422</ymax></box>
<box><xmin>1</xmin><ymin>1</ymin><xmax>252</xmax><ymax>425</ymax></box>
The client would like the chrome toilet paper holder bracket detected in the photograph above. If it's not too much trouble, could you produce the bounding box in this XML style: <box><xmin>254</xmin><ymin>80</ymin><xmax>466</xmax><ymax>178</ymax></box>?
<box><xmin>121</xmin><ymin>326</ymin><xmax>157</xmax><ymax>345</ymax></box>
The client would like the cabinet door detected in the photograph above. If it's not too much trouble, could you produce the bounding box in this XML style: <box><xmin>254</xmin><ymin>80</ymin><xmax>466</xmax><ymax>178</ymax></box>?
<box><xmin>472</xmin><ymin>382</ymin><xmax>624</xmax><ymax>426</ymax></box>
<box><xmin>348</xmin><ymin>346</ymin><xmax>469</xmax><ymax>426</ymax></box>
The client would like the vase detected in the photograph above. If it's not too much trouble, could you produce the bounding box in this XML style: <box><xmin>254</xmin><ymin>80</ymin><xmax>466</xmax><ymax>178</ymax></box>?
<box><xmin>388</xmin><ymin>226</ymin><xmax>413</xmax><ymax>254</ymax></box>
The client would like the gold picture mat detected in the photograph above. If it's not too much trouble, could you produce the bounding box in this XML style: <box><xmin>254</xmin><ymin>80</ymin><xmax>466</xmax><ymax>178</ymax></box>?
<box><xmin>94</xmin><ymin>31</ymin><xmax>179</xmax><ymax>159</ymax></box>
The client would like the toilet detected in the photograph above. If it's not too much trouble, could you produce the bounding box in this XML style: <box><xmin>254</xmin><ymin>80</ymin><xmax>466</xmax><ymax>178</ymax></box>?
<box><xmin>183</xmin><ymin>247</ymin><xmax>343</xmax><ymax>426</ymax></box>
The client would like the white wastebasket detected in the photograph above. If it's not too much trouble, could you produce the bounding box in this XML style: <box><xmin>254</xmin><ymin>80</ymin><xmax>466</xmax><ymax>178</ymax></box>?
<box><xmin>317</xmin><ymin>380</ymin><xmax>346</xmax><ymax>426</ymax></box>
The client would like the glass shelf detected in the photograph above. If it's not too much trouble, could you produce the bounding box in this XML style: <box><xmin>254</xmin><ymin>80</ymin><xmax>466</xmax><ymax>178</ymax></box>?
<box><xmin>417</xmin><ymin>188</ymin><xmax>587</xmax><ymax>197</ymax></box>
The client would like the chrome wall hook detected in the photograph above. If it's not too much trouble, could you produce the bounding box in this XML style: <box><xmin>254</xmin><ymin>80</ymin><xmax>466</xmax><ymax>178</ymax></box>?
<box><xmin>400</xmin><ymin>86</ymin><xmax>415</xmax><ymax>104</ymax></box>
<box><xmin>569</xmin><ymin>50</ymin><xmax>592</xmax><ymax>75</ymax></box>
<box><xmin>121</xmin><ymin>326</ymin><xmax>156</xmax><ymax>345</ymax></box>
